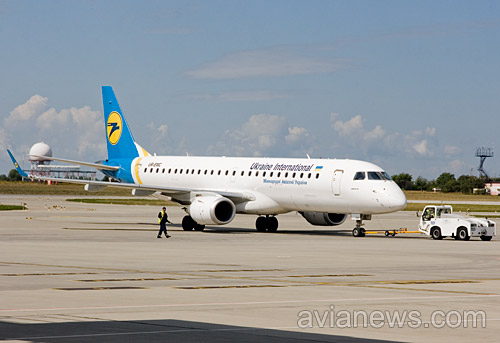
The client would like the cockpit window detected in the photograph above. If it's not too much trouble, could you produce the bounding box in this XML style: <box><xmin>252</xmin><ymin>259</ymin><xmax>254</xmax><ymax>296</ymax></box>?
<box><xmin>367</xmin><ymin>172</ymin><xmax>383</xmax><ymax>180</ymax></box>
<box><xmin>353</xmin><ymin>172</ymin><xmax>366</xmax><ymax>180</ymax></box>
<box><xmin>382</xmin><ymin>172</ymin><xmax>392</xmax><ymax>180</ymax></box>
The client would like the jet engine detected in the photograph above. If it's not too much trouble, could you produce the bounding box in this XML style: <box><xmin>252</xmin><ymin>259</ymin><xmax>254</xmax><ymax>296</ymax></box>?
<box><xmin>189</xmin><ymin>196</ymin><xmax>236</xmax><ymax>225</ymax></box>
<box><xmin>300</xmin><ymin>212</ymin><xmax>347</xmax><ymax>226</ymax></box>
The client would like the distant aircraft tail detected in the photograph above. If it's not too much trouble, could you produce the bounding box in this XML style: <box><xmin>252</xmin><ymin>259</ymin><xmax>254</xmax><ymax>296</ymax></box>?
<box><xmin>102</xmin><ymin>86</ymin><xmax>150</xmax><ymax>161</ymax></box>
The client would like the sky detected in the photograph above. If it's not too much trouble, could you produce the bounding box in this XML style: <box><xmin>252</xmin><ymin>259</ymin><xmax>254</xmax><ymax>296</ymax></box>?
<box><xmin>0</xmin><ymin>0</ymin><xmax>499</xmax><ymax>179</ymax></box>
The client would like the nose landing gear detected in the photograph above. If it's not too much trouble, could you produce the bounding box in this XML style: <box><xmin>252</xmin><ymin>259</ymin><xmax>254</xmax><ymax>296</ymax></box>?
<box><xmin>352</xmin><ymin>220</ymin><xmax>366</xmax><ymax>237</ymax></box>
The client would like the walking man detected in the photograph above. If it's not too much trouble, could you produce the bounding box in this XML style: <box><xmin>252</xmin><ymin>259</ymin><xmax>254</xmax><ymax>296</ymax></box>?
<box><xmin>157</xmin><ymin>207</ymin><xmax>171</xmax><ymax>238</ymax></box>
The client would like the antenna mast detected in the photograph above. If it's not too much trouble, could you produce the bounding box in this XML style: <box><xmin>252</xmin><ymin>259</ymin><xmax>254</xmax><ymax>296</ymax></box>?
<box><xmin>476</xmin><ymin>147</ymin><xmax>494</xmax><ymax>179</ymax></box>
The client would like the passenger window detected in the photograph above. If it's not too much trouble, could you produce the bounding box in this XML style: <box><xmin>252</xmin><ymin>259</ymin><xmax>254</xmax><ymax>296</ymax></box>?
<box><xmin>292</xmin><ymin>173</ymin><xmax>296</xmax><ymax>178</ymax></box>
<box><xmin>300</xmin><ymin>173</ymin><xmax>303</xmax><ymax>178</ymax></box>
<box><xmin>316</xmin><ymin>173</ymin><xmax>320</xmax><ymax>179</ymax></box>
<box><xmin>211</xmin><ymin>170</ymin><xmax>214</xmax><ymax>175</ymax></box>
<box><xmin>270</xmin><ymin>172</ymin><xmax>273</xmax><ymax>177</ymax></box>
<box><xmin>233</xmin><ymin>171</ymin><xmax>236</xmax><ymax>176</ymax></box>
<box><xmin>144</xmin><ymin>168</ymin><xmax>147</xmax><ymax>173</ymax></box>
<box><xmin>263</xmin><ymin>172</ymin><xmax>266</xmax><ymax>177</ymax></box>
<box><xmin>150</xmin><ymin>168</ymin><xmax>153</xmax><ymax>173</ymax></box>
<box><xmin>198</xmin><ymin>170</ymin><xmax>201</xmax><ymax>174</ymax></box>
<box><xmin>241</xmin><ymin>171</ymin><xmax>244</xmax><ymax>176</ymax></box>
<box><xmin>308</xmin><ymin>173</ymin><xmax>311</xmax><ymax>179</ymax></box>
<box><xmin>248</xmin><ymin>171</ymin><xmax>252</xmax><ymax>176</ymax></box>
<box><xmin>256</xmin><ymin>171</ymin><xmax>259</xmax><ymax>177</ymax></box>
<box><xmin>156</xmin><ymin>168</ymin><xmax>159</xmax><ymax>173</ymax></box>
<box><xmin>285</xmin><ymin>172</ymin><xmax>288</xmax><ymax>178</ymax></box>
<box><xmin>353</xmin><ymin>172</ymin><xmax>365</xmax><ymax>180</ymax></box>
<box><xmin>225</xmin><ymin>170</ymin><xmax>229</xmax><ymax>176</ymax></box>
<box><xmin>277</xmin><ymin>172</ymin><xmax>281</xmax><ymax>177</ymax></box>
<box><xmin>218</xmin><ymin>170</ymin><xmax>221</xmax><ymax>175</ymax></box>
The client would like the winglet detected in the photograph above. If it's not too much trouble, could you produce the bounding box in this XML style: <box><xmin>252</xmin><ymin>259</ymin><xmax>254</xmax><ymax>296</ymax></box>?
<box><xmin>6</xmin><ymin>150</ymin><xmax>29</xmax><ymax>178</ymax></box>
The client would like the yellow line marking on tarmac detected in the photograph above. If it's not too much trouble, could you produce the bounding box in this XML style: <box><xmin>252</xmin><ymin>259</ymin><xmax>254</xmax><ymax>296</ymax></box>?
<box><xmin>1</xmin><ymin>272</ymin><xmax>100</xmax><ymax>277</ymax></box>
<box><xmin>346</xmin><ymin>284</ymin><xmax>496</xmax><ymax>296</ymax></box>
<box><xmin>287</xmin><ymin>274</ymin><xmax>372</xmax><ymax>278</ymax></box>
<box><xmin>73</xmin><ymin>277</ymin><xmax>181</xmax><ymax>282</ymax></box>
<box><xmin>173</xmin><ymin>285</ymin><xmax>289</xmax><ymax>290</ymax></box>
<box><xmin>54</xmin><ymin>287</ymin><xmax>148</xmax><ymax>291</ymax></box>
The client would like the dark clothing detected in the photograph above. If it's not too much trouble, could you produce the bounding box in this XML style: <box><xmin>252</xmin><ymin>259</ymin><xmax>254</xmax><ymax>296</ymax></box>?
<box><xmin>157</xmin><ymin>211</ymin><xmax>169</xmax><ymax>237</ymax></box>
<box><xmin>158</xmin><ymin>222</ymin><xmax>168</xmax><ymax>237</ymax></box>
<box><xmin>158</xmin><ymin>211</ymin><xmax>169</xmax><ymax>224</ymax></box>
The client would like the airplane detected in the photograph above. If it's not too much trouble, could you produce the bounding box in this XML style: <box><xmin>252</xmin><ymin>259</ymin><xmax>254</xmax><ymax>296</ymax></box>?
<box><xmin>7</xmin><ymin>86</ymin><xmax>406</xmax><ymax>237</ymax></box>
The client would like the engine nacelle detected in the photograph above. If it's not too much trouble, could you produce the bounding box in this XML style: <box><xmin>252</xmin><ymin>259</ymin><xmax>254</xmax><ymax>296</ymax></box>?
<box><xmin>189</xmin><ymin>196</ymin><xmax>236</xmax><ymax>225</ymax></box>
<box><xmin>300</xmin><ymin>211</ymin><xmax>347</xmax><ymax>226</ymax></box>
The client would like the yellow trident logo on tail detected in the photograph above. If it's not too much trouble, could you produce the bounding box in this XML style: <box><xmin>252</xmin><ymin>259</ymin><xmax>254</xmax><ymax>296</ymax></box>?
<box><xmin>107</xmin><ymin>111</ymin><xmax>123</xmax><ymax>145</ymax></box>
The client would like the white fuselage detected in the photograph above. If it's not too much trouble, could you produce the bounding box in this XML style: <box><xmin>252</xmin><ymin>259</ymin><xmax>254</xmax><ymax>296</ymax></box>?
<box><xmin>130</xmin><ymin>156</ymin><xmax>407</xmax><ymax>216</ymax></box>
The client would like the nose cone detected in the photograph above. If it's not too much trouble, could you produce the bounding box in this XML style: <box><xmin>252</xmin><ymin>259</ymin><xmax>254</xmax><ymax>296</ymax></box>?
<box><xmin>386</xmin><ymin>183</ymin><xmax>407</xmax><ymax>211</ymax></box>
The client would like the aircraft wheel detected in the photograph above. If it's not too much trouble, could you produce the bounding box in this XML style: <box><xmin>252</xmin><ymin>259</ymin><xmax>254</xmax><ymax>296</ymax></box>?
<box><xmin>353</xmin><ymin>227</ymin><xmax>365</xmax><ymax>237</ymax></box>
<box><xmin>385</xmin><ymin>231</ymin><xmax>390</xmax><ymax>237</ymax></box>
<box><xmin>267</xmin><ymin>216</ymin><xmax>279</xmax><ymax>233</ymax></box>
<box><xmin>194</xmin><ymin>224</ymin><xmax>205</xmax><ymax>231</ymax></box>
<box><xmin>431</xmin><ymin>227</ymin><xmax>442</xmax><ymax>240</ymax></box>
<box><xmin>255</xmin><ymin>216</ymin><xmax>267</xmax><ymax>232</ymax></box>
<box><xmin>480</xmin><ymin>236</ymin><xmax>493</xmax><ymax>241</ymax></box>
<box><xmin>182</xmin><ymin>216</ymin><xmax>194</xmax><ymax>231</ymax></box>
<box><xmin>457</xmin><ymin>227</ymin><xmax>469</xmax><ymax>241</ymax></box>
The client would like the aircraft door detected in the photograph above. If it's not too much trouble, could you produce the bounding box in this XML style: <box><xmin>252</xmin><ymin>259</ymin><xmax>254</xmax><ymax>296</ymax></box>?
<box><xmin>332</xmin><ymin>169</ymin><xmax>343</xmax><ymax>196</ymax></box>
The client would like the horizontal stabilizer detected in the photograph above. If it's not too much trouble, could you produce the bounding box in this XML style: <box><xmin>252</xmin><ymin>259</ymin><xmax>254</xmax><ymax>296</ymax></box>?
<box><xmin>29</xmin><ymin>155</ymin><xmax>120</xmax><ymax>171</ymax></box>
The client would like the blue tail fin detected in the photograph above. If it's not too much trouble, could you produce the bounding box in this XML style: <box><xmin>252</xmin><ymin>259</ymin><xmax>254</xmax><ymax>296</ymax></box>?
<box><xmin>7</xmin><ymin>149</ymin><xmax>28</xmax><ymax>178</ymax></box>
<box><xmin>102</xmin><ymin>86</ymin><xmax>149</xmax><ymax>160</ymax></box>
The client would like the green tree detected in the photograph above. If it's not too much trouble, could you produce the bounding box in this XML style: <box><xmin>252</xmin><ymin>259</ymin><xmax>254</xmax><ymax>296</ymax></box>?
<box><xmin>392</xmin><ymin>173</ymin><xmax>414</xmax><ymax>190</ymax></box>
<box><xmin>414</xmin><ymin>176</ymin><xmax>429</xmax><ymax>191</ymax></box>
<box><xmin>457</xmin><ymin>175</ymin><xmax>484</xmax><ymax>194</ymax></box>
<box><xmin>0</xmin><ymin>174</ymin><xmax>8</xmax><ymax>181</ymax></box>
<box><xmin>7</xmin><ymin>169</ymin><xmax>22</xmax><ymax>181</ymax></box>
<box><xmin>435</xmin><ymin>172</ymin><xmax>458</xmax><ymax>193</ymax></box>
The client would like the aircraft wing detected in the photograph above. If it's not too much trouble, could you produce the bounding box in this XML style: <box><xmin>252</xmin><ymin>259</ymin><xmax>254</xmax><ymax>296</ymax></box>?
<box><xmin>27</xmin><ymin>174</ymin><xmax>254</xmax><ymax>203</ymax></box>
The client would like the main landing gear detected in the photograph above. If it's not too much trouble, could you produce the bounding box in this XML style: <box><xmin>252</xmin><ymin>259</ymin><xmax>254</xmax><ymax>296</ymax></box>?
<box><xmin>182</xmin><ymin>215</ymin><xmax>205</xmax><ymax>231</ymax></box>
<box><xmin>352</xmin><ymin>220</ymin><xmax>366</xmax><ymax>237</ymax></box>
<box><xmin>255</xmin><ymin>215</ymin><xmax>279</xmax><ymax>232</ymax></box>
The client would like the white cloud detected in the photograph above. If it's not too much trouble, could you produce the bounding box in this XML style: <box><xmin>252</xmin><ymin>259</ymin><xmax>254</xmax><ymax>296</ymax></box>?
<box><xmin>413</xmin><ymin>140</ymin><xmax>430</xmax><ymax>156</ymax></box>
<box><xmin>425</xmin><ymin>127</ymin><xmax>436</xmax><ymax>136</ymax></box>
<box><xmin>285</xmin><ymin>127</ymin><xmax>309</xmax><ymax>145</ymax></box>
<box><xmin>330</xmin><ymin>112</ymin><xmax>437</xmax><ymax>158</ymax></box>
<box><xmin>4</xmin><ymin>95</ymin><xmax>48</xmax><ymax>127</ymax></box>
<box><xmin>187</xmin><ymin>47</ymin><xmax>346</xmax><ymax>79</ymax></box>
<box><xmin>444</xmin><ymin>145</ymin><xmax>461</xmax><ymax>155</ymax></box>
<box><xmin>208</xmin><ymin>114</ymin><xmax>313</xmax><ymax>157</ymax></box>
<box><xmin>332</xmin><ymin>114</ymin><xmax>363</xmax><ymax>137</ymax></box>
<box><xmin>1</xmin><ymin>95</ymin><xmax>105</xmax><ymax>166</ymax></box>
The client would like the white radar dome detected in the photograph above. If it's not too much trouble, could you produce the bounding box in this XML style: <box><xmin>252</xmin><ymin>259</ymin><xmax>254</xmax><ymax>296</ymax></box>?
<box><xmin>29</xmin><ymin>142</ymin><xmax>53</xmax><ymax>161</ymax></box>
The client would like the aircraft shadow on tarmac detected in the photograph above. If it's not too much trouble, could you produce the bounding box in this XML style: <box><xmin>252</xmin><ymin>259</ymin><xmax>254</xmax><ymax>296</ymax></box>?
<box><xmin>0</xmin><ymin>319</ymin><xmax>406</xmax><ymax>343</ymax></box>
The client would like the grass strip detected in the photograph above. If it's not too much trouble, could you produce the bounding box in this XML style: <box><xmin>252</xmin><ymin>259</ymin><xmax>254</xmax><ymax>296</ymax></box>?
<box><xmin>67</xmin><ymin>198</ymin><xmax>177</xmax><ymax>206</ymax></box>
<box><xmin>404</xmin><ymin>203</ymin><xmax>500</xmax><ymax>213</ymax></box>
<box><xmin>0</xmin><ymin>204</ymin><xmax>25</xmax><ymax>211</ymax></box>
<box><xmin>0</xmin><ymin>181</ymin><xmax>130</xmax><ymax>196</ymax></box>
<box><xmin>404</xmin><ymin>190</ymin><xmax>497</xmax><ymax>202</ymax></box>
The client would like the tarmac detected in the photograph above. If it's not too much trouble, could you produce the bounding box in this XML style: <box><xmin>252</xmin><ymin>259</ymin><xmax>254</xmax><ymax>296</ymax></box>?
<box><xmin>0</xmin><ymin>194</ymin><xmax>499</xmax><ymax>342</ymax></box>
